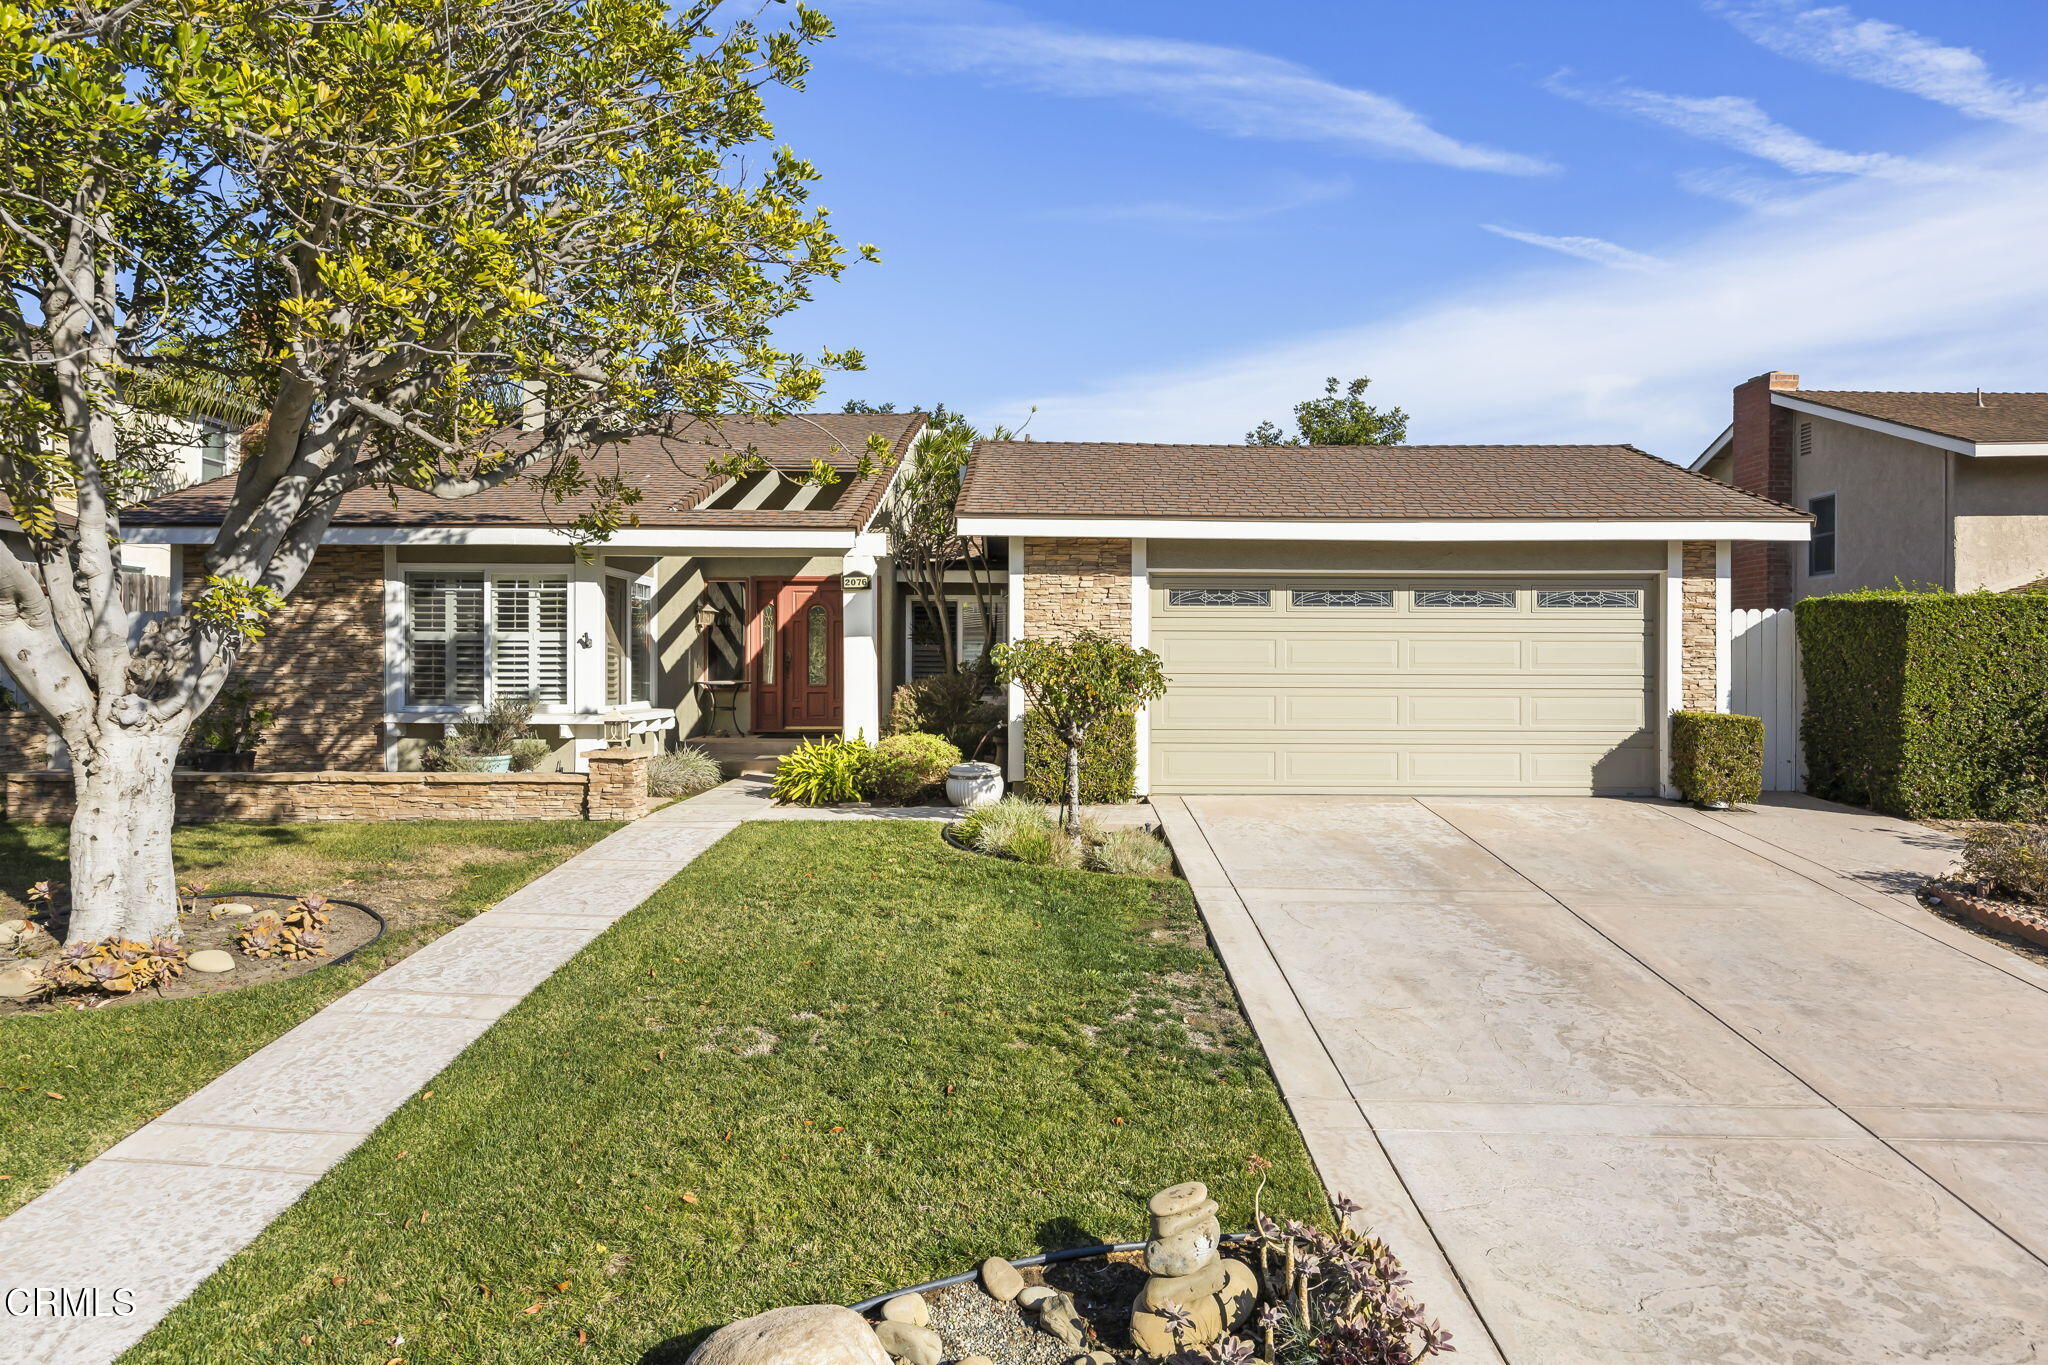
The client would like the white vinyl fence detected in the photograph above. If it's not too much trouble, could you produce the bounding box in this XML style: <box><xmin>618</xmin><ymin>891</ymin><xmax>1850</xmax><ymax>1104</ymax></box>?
<box><xmin>1729</xmin><ymin>607</ymin><xmax>1804</xmax><ymax>791</ymax></box>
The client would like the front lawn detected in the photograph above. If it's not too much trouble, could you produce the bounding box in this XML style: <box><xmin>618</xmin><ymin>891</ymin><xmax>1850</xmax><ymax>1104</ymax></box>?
<box><xmin>130</xmin><ymin>822</ymin><xmax>1327</xmax><ymax>1364</ymax></box>
<box><xmin>0</xmin><ymin>819</ymin><xmax>617</xmax><ymax>1217</ymax></box>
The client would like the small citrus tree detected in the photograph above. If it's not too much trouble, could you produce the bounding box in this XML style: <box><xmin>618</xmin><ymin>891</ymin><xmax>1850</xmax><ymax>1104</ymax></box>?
<box><xmin>991</xmin><ymin>632</ymin><xmax>1166</xmax><ymax>832</ymax></box>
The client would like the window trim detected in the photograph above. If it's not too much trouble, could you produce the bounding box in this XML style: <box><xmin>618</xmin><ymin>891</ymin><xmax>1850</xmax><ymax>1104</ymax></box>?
<box><xmin>400</xmin><ymin>567</ymin><xmax>574</xmax><ymax>712</ymax></box>
<box><xmin>1806</xmin><ymin>492</ymin><xmax>1838</xmax><ymax>578</ymax></box>
<box><xmin>601</xmin><ymin>565</ymin><xmax>659</xmax><ymax>708</ymax></box>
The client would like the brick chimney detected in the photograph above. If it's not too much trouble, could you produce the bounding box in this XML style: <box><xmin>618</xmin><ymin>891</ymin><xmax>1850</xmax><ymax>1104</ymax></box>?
<box><xmin>1728</xmin><ymin>372</ymin><xmax>1799</xmax><ymax>609</ymax></box>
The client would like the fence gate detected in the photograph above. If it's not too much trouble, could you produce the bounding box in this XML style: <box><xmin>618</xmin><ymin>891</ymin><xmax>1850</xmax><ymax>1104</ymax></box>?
<box><xmin>1729</xmin><ymin>607</ymin><xmax>1803</xmax><ymax>791</ymax></box>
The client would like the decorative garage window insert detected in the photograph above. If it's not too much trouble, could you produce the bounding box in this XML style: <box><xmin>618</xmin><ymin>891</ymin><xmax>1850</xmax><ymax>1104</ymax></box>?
<box><xmin>1167</xmin><ymin>588</ymin><xmax>1270</xmax><ymax>608</ymax></box>
<box><xmin>1413</xmin><ymin>588</ymin><xmax>1513</xmax><ymax>608</ymax></box>
<box><xmin>1536</xmin><ymin>589</ymin><xmax>1641</xmax><ymax>609</ymax></box>
<box><xmin>1291</xmin><ymin>589</ymin><xmax>1393</xmax><ymax>607</ymax></box>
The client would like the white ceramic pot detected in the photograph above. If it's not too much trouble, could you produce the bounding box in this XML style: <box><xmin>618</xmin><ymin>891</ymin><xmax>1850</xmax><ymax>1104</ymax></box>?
<box><xmin>946</xmin><ymin>761</ymin><xmax>1004</xmax><ymax>808</ymax></box>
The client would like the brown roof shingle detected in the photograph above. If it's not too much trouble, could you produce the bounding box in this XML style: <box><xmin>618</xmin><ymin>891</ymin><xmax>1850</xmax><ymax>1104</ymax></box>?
<box><xmin>957</xmin><ymin>442</ymin><xmax>1806</xmax><ymax>522</ymax></box>
<box><xmin>1787</xmin><ymin>391</ymin><xmax>2048</xmax><ymax>445</ymax></box>
<box><xmin>127</xmin><ymin>412</ymin><xmax>926</xmax><ymax>531</ymax></box>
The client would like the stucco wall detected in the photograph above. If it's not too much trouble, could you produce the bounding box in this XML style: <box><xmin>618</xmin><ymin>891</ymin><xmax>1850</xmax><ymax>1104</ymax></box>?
<box><xmin>1789</xmin><ymin>415</ymin><xmax>1951</xmax><ymax>595</ymax></box>
<box><xmin>1952</xmin><ymin>456</ymin><xmax>2048</xmax><ymax>590</ymax></box>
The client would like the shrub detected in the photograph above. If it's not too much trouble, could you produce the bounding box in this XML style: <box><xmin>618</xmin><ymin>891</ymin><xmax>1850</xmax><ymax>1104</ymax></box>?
<box><xmin>867</xmin><ymin>732</ymin><xmax>961</xmax><ymax>802</ymax></box>
<box><xmin>1798</xmin><ymin>590</ymin><xmax>2048</xmax><ymax>818</ymax></box>
<box><xmin>1022</xmin><ymin>711</ymin><xmax>1136</xmax><ymax>806</ymax></box>
<box><xmin>957</xmin><ymin>796</ymin><xmax>1052</xmax><ymax>854</ymax></box>
<box><xmin>1086</xmin><ymin>826</ymin><xmax>1174</xmax><ymax>879</ymax></box>
<box><xmin>887</xmin><ymin>671</ymin><xmax>1004</xmax><ymax>757</ymax></box>
<box><xmin>508</xmin><ymin>737</ymin><xmax>552</xmax><ymax>772</ymax></box>
<box><xmin>771</xmin><ymin>736</ymin><xmax>874</xmax><ymax>806</ymax></box>
<box><xmin>648</xmin><ymin>747</ymin><xmax>724</xmax><ymax>798</ymax></box>
<box><xmin>1669</xmin><ymin>711</ymin><xmax>1764</xmax><ymax>807</ymax></box>
<box><xmin>1959</xmin><ymin>824</ymin><xmax>2048</xmax><ymax>904</ymax></box>
<box><xmin>451</xmin><ymin>696</ymin><xmax>536</xmax><ymax>755</ymax></box>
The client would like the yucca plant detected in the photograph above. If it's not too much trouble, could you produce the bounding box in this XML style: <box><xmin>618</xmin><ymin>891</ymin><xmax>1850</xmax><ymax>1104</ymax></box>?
<box><xmin>770</xmin><ymin>736</ymin><xmax>875</xmax><ymax>806</ymax></box>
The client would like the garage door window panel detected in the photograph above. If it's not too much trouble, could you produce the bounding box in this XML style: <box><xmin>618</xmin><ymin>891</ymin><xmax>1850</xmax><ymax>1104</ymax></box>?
<box><xmin>1290</xmin><ymin>588</ymin><xmax>1393</xmax><ymax>608</ymax></box>
<box><xmin>1537</xmin><ymin>589</ymin><xmax>1641</xmax><ymax>609</ymax></box>
<box><xmin>1166</xmin><ymin>587</ymin><xmax>1271</xmax><ymax>608</ymax></box>
<box><xmin>1413</xmin><ymin>588</ymin><xmax>1514</xmax><ymax>609</ymax></box>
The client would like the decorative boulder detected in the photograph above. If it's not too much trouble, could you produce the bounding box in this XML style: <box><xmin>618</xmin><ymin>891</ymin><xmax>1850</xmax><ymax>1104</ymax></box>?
<box><xmin>685</xmin><ymin>1305</ymin><xmax>890</xmax><ymax>1365</ymax></box>
<box><xmin>188</xmin><ymin>950</ymin><xmax>236</xmax><ymax>974</ymax></box>
<box><xmin>872</xmin><ymin>1320</ymin><xmax>943</xmax><ymax>1365</ymax></box>
<box><xmin>979</xmin><ymin>1256</ymin><xmax>1024</xmax><ymax>1303</ymax></box>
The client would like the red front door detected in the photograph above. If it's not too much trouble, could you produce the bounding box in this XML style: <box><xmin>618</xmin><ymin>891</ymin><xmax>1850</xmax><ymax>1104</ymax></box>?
<box><xmin>750</xmin><ymin>577</ymin><xmax>843</xmax><ymax>731</ymax></box>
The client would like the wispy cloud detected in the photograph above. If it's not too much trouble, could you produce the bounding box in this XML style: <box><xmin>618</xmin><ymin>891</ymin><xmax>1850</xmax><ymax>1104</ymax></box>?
<box><xmin>1675</xmin><ymin>166</ymin><xmax>1817</xmax><ymax>213</ymax></box>
<box><xmin>1044</xmin><ymin>175</ymin><xmax>1352</xmax><ymax>227</ymax></box>
<box><xmin>989</xmin><ymin>129</ymin><xmax>2048</xmax><ymax>460</ymax></box>
<box><xmin>1481</xmin><ymin>225</ymin><xmax>1665</xmax><ymax>272</ymax></box>
<box><xmin>1712</xmin><ymin>1</ymin><xmax>2048</xmax><ymax>128</ymax></box>
<box><xmin>1549</xmin><ymin>75</ymin><xmax>1947</xmax><ymax>180</ymax></box>
<box><xmin>848</xmin><ymin>0</ymin><xmax>1553</xmax><ymax>175</ymax></box>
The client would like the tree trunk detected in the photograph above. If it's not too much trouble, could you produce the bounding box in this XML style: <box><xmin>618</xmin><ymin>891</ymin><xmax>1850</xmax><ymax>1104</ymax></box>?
<box><xmin>65</xmin><ymin>727</ymin><xmax>184</xmax><ymax>943</ymax></box>
<box><xmin>1063</xmin><ymin>725</ymin><xmax>1084</xmax><ymax>835</ymax></box>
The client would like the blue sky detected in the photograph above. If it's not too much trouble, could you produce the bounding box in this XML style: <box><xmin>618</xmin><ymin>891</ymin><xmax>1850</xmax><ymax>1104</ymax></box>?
<box><xmin>769</xmin><ymin>0</ymin><xmax>2048</xmax><ymax>461</ymax></box>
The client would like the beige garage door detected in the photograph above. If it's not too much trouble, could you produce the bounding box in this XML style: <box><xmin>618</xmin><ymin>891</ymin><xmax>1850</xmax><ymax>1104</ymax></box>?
<box><xmin>1148</xmin><ymin>578</ymin><xmax>1657</xmax><ymax>795</ymax></box>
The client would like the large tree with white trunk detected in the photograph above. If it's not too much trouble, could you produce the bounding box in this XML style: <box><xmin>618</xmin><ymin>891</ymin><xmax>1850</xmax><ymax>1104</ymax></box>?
<box><xmin>1</xmin><ymin>0</ymin><xmax>867</xmax><ymax>943</ymax></box>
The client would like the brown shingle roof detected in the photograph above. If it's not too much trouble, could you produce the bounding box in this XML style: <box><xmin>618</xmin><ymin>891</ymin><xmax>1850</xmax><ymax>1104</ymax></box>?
<box><xmin>1787</xmin><ymin>391</ymin><xmax>2048</xmax><ymax>445</ymax></box>
<box><xmin>957</xmin><ymin>442</ymin><xmax>1806</xmax><ymax>522</ymax></box>
<box><xmin>127</xmin><ymin>412</ymin><xmax>925</xmax><ymax>531</ymax></box>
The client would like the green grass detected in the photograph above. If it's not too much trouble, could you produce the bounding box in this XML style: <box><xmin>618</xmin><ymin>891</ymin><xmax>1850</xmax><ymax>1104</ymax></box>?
<box><xmin>128</xmin><ymin>822</ymin><xmax>1327</xmax><ymax>1364</ymax></box>
<box><xmin>0</xmin><ymin>820</ymin><xmax>617</xmax><ymax>1216</ymax></box>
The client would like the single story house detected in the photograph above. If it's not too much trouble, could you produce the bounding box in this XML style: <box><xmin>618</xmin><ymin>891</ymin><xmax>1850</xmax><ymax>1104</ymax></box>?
<box><xmin>956</xmin><ymin>440</ymin><xmax>1809</xmax><ymax>797</ymax></box>
<box><xmin>123</xmin><ymin>412</ymin><xmax>941</xmax><ymax>772</ymax></box>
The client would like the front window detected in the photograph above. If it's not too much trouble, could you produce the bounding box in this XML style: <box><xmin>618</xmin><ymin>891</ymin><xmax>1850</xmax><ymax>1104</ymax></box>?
<box><xmin>406</xmin><ymin>573</ymin><xmax>567</xmax><ymax>707</ymax></box>
<box><xmin>198</xmin><ymin>428</ymin><xmax>231</xmax><ymax>482</ymax></box>
<box><xmin>1807</xmin><ymin>494</ymin><xmax>1837</xmax><ymax>576</ymax></box>
<box><xmin>604</xmin><ymin>573</ymin><xmax>658</xmax><ymax>706</ymax></box>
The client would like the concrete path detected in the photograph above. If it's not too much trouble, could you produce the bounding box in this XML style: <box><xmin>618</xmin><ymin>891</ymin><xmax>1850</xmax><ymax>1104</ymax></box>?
<box><xmin>1156</xmin><ymin>793</ymin><xmax>2048</xmax><ymax>1364</ymax></box>
<box><xmin>0</xmin><ymin>795</ymin><xmax>752</xmax><ymax>1365</ymax></box>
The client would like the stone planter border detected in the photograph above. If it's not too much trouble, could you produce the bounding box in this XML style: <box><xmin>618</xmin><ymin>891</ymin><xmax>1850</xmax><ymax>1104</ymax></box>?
<box><xmin>1924</xmin><ymin>881</ymin><xmax>2048</xmax><ymax>952</ymax></box>
<box><xmin>844</xmin><ymin>1233</ymin><xmax>1256</xmax><ymax>1314</ymax></box>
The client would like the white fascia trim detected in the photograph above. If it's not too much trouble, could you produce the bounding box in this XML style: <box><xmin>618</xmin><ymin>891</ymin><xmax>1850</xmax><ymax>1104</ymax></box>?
<box><xmin>125</xmin><ymin>525</ymin><xmax>860</xmax><ymax>551</ymax></box>
<box><xmin>1005</xmin><ymin>535</ymin><xmax>1024</xmax><ymax>784</ymax></box>
<box><xmin>1658</xmin><ymin>541</ymin><xmax>1683</xmax><ymax>799</ymax></box>
<box><xmin>1130</xmin><ymin>537</ymin><xmax>1149</xmax><ymax>798</ymax></box>
<box><xmin>1689</xmin><ymin>425</ymin><xmax>1732</xmax><ymax>472</ymax></box>
<box><xmin>1772</xmin><ymin>394</ymin><xmax>1978</xmax><ymax>456</ymax></box>
<box><xmin>957</xmin><ymin>516</ymin><xmax>1811</xmax><ymax>542</ymax></box>
<box><xmin>1973</xmin><ymin>442</ymin><xmax>2048</xmax><ymax>457</ymax></box>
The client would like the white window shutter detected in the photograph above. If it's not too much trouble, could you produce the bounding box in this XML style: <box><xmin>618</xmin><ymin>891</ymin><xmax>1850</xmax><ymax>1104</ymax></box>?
<box><xmin>406</xmin><ymin>575</ymin><xmax>485</xmax><ymax>704</ymax></box>
<box><xmin>960</xmin><ymin>599</ymin><xmax>1004</xmax><ymax>667</ymax></box>
<box><xmin>492</xmin><ymin>576</ymin><xmax>568</xmax><ymax>705</ymax></box>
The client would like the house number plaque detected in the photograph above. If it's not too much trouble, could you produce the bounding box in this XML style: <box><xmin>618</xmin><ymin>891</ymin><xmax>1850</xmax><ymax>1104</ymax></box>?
<box><xmin>839</xmin><ymin>572</ymin><xmax>872</xmax><ymax>591</ymax></box>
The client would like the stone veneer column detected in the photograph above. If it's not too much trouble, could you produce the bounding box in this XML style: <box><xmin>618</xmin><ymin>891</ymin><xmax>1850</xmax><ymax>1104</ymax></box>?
<box><xmin>1680</xmin><ymin>541</ymin><xmax>1719</xmax><ymax>710</ymax></box>
<box><xmin>585</xmin><ymin>748</ymin><xmax>654</xmax><ymax>820</ymax></box>
<box><xmin>1019</xmin><ymin>537</ymin><xmax>1134</xmax><ymax>642</ymax></box>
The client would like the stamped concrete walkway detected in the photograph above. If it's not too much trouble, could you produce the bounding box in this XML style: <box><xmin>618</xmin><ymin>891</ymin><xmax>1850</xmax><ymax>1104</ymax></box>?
<box><xmin>0</xmin><ymin>790</ymin><xmax>768</xmax><ymax>1365</ymax></box>
<box><xmin>1155</xmin><ymin>793</ymin><xmax>2048</xmax><ymax>1364</ymax></box>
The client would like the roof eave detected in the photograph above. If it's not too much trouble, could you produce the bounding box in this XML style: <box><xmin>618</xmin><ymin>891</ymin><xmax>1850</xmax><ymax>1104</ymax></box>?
<box><xmin>956</xmin><ymin>514</ymin><xmax>1810</xmax><ymax>542</ymax></box>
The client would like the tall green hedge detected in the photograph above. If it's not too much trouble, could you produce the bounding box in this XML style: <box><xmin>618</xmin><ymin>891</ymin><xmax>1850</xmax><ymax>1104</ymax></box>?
<box><xmin>1022</xmin><ymin>711</ymin><xmax>1137</xmax><ymax>805</ymax></box>
<box><xmin>1670</xmin><ymin>711</ymin><xmax>1764</xmax><ymax>807</ymax></box>
<box><xmin>1797</xmin><ymin>590</ymin><xmax>2048</xmax><ymax>818</ymax></box>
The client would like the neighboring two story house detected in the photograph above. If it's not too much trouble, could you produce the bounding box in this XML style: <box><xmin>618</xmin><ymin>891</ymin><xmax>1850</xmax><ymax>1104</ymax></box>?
<box><xmin>1693</xmin><ymin>373</ymin><xmax>2048</xmax><ymax>608</ymax></box>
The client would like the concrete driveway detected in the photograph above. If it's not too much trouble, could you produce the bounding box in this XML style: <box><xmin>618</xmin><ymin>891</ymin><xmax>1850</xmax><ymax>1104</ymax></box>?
<box><xmin>1152</xmin><ymin>794</ymin><xmax>2048</xmax><ymax>1364</ymax></box>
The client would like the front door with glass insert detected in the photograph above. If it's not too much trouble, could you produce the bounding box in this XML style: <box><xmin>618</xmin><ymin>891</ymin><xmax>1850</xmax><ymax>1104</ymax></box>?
<box><xmin>750</xmin><ymin>577</ymin><xmax>842</xmax><ymax>731</ymax></box>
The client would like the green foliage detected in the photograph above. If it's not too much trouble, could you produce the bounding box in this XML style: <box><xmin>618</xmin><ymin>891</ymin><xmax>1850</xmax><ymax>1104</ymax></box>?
<box><xmin>995</xmin><ymin>632</ymin><xmax>1164</xmax><ymax>822</ymax></box>
<box><xmin>867</xmin><ymin>732</ymin><xmax>961</xmax><ymax>802</ymax></box>
<box><xmin>1959</xmin><ymin>824</ymin><xmax>2048</xmax><ymax>905</ymax></box>
<box><xmin>1669</xmin><ymin>711</ymin><xmax>1765</xmax><ymax>807</ymax></box>
<box><xmin>770</xmin><ymin>735</ymin><xmax>874</xmax><ymax>806</ymax></box>
<box><xmin>430</xmin><ymin>698</ymin><xmax>537</xmax><ymax>769</ymax></box>
<box><xmin>1085</xmin><ymin>826</ymin><xmax>1174</xmax><ymax>879</ymax></box>
<box><xmin>647</xmin><ymin>746</ymin><xmax>723</xmax><ymax>798</ymax></box>
<box><xmin>1023</xmin><ymin>710</ymin><xmax>1138</xmax><ymax>805</ymax></box>
<box><xmin>887</xmin><ymin>670</ymin><xmax>1004</xmax><ymax>757</ymax></box>
<box><xmin>1246</xmin><ymin>375</ymin><xmax>1409</xmax><ymax>447</ymax></box>
<box><xmin>507</xmin><ymin>737</ymin><xmax>552</xmax><ymax>773</ymax></box>
<box><xmin>184</xmin><ymin>680</ymin><xmax>274</xmax><ymax>756</ymax></box>
<box><xmin>1797</xmin><ymin>590</ymin><xmax>2048</xmax><ymax>818</ymax></box>
<box><xmin>187</xmin><ymin>576</ymin><xmax>286</xmax><ymax>640</ymax></box>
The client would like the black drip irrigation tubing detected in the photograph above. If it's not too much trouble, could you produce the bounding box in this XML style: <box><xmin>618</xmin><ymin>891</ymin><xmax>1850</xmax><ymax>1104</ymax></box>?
<box><xmin>846</xmin><ymin>1234</ymin><xmax>1257</xmax><ymax>1314</ymax></box>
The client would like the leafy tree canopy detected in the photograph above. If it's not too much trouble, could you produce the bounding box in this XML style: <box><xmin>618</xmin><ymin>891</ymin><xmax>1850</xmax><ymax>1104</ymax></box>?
<box><xmin>1246</xmin><ymin>376</ymin><xmax>1409</xmax><ymax>447</ymax></box>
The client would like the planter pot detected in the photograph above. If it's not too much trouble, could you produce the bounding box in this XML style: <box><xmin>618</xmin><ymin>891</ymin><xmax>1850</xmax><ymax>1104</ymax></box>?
<box><xmin>946</xmin><ymin>761</ymin><xmax>1003</xmax><ymax>808</ymax></box>
<box><xmin>471</xmin><ymin>754</ymin><xmax>514</xmax><ymax>773</ymax></box>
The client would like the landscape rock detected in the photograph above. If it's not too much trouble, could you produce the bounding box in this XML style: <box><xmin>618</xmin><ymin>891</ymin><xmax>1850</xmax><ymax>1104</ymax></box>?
<box><xmin>685</xmin><ymin>1304</ymin><xmax>889</xmax><ymax>1365</ymax></box>
<box><xmin>1033</xmin><ymin>1290</ymin><xmax>1087</xmax><ymax>1349</ymax></box>
<box><xmin>0</xmin><ymin>919</ymin><xmax>57</xmax><ymax>959</ymax></box>
<box><xmin>1016</xmin><ymin>1285</ymin><xmax>1056</xmax><ymax>1310</ymax></box>
<box><xmin>957</xmin><ymin>1358</ymin><xmax>996</xmax><ymax>1365</ymax></box>
<box><xmin>0</xmin><ymin>963</ymin><xmax>48</xmax><ymax>999</ymax></box>
<box><xmin>215</xmin><ymin>902</ymin><xmax>259</xmax><ymax>917</ymax></box>
<box><xmin>978</xmin><ymin>1256</ymin><xmax>1024</xmax><ymax>1303</ymax></box>
<box><xmin>871</xmin><ymin>1319</ymin><xmax>942</xmax><ymax>1365</ymax></box>
<box><xmin>878</xmin><ymin>1292</ymin><xmax>929</xmax><ymax>1327</ymax></box>
<box><xmin>188</xmin><ymin>949</ymin><xmax>236</xmax><ymax>974</ymax></box>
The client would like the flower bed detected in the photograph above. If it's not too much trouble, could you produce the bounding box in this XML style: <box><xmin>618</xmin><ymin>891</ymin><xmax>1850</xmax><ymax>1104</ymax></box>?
<box><xmin>1923</xmin><ymin>882</ymin><xmax>2048</xmax><ymax>952</ymax></box>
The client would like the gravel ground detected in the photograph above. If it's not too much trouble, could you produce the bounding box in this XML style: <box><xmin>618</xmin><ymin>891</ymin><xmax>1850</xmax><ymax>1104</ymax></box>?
<box><xmin>915</xmin><ymin>1252</ymin><xmax>1151</xmax><ymax>1364</ymax></box>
